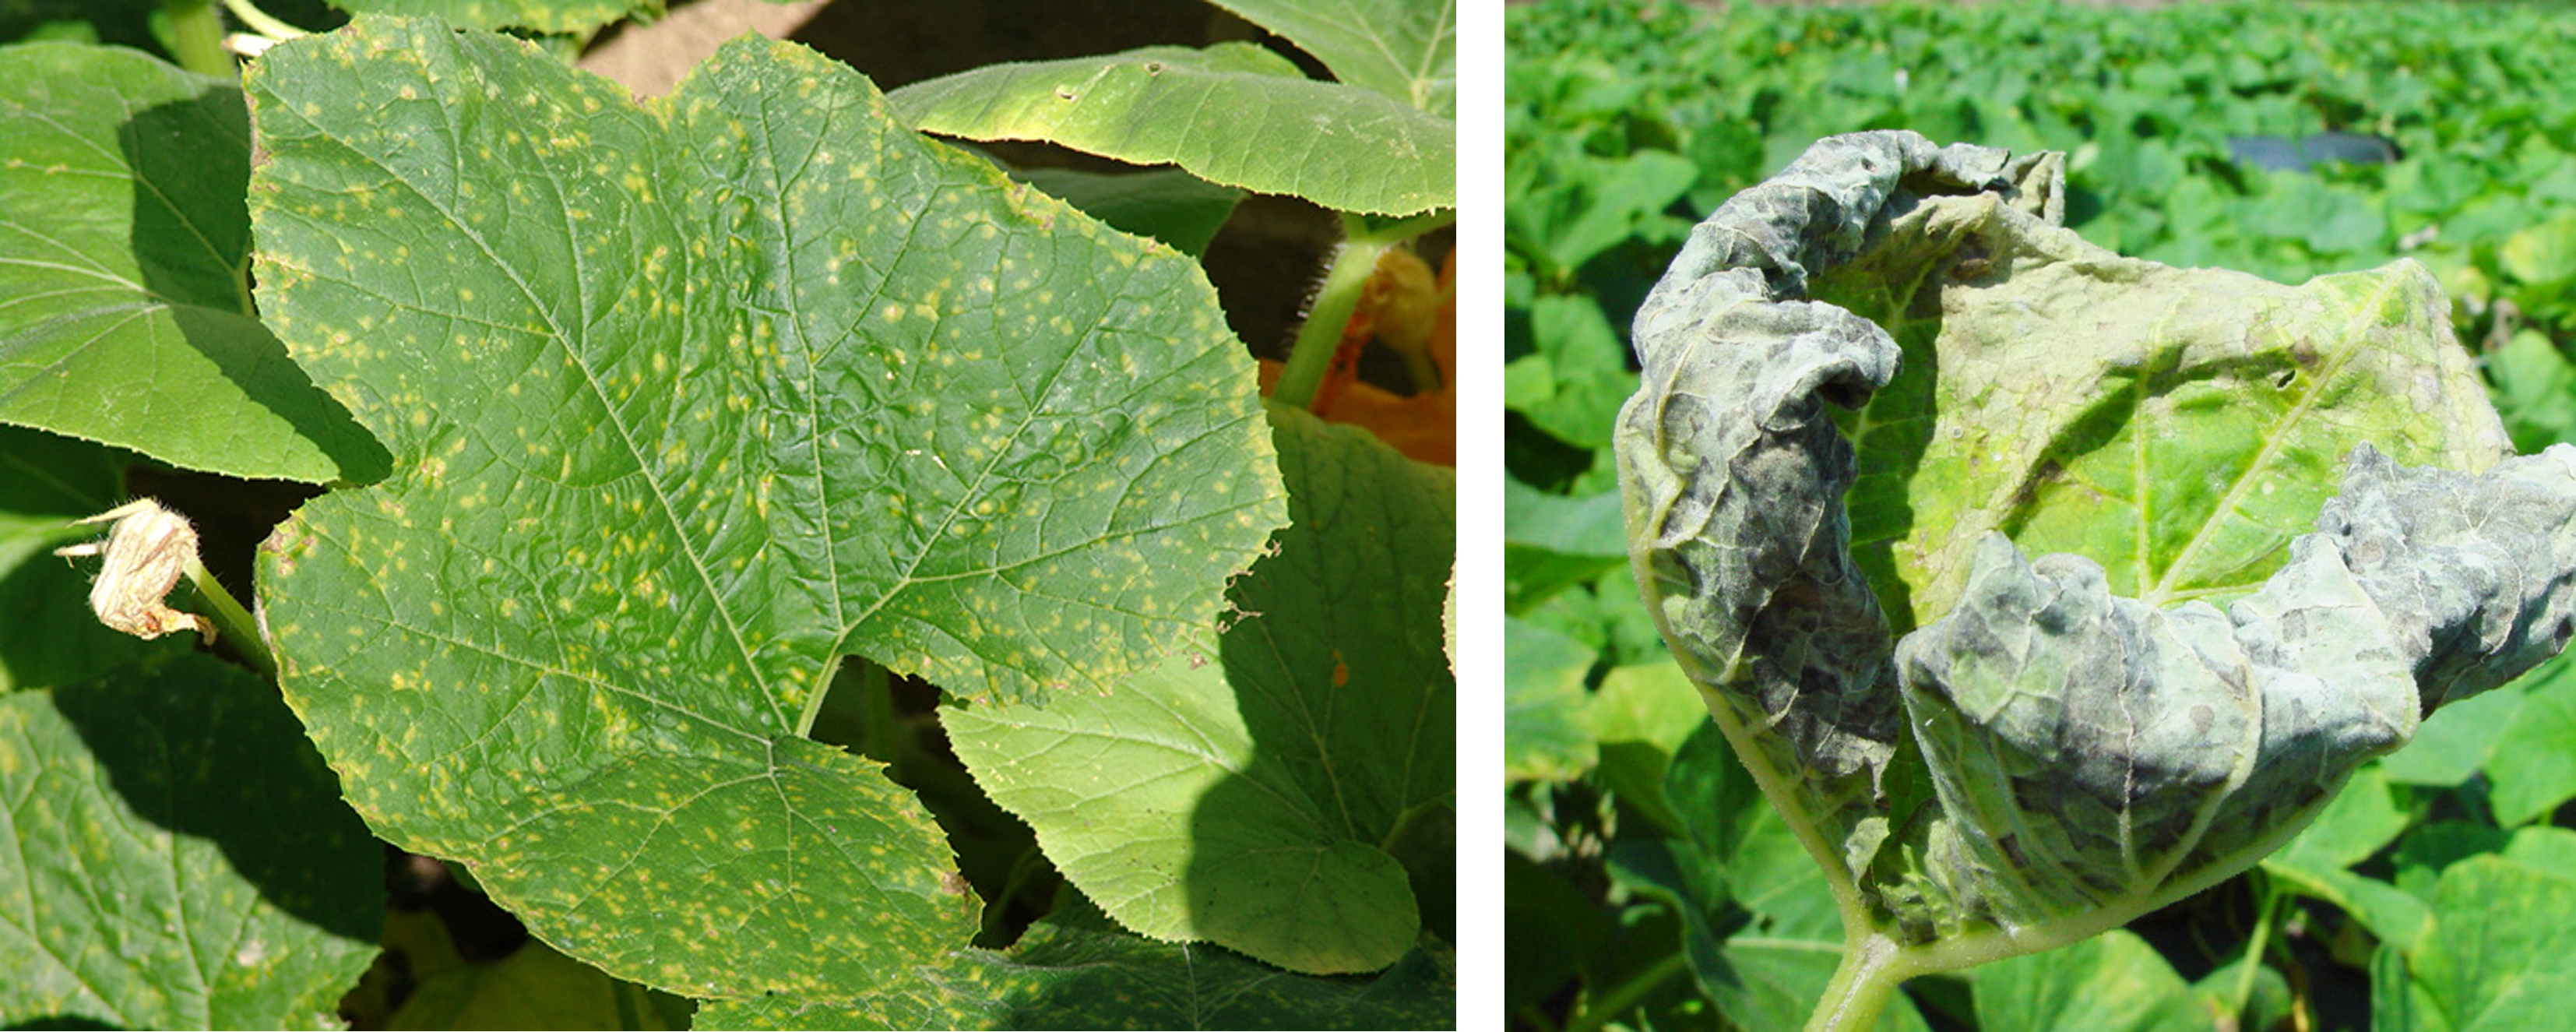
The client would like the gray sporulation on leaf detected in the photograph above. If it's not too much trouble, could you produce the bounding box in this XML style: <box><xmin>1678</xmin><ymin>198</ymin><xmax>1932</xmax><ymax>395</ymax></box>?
<box><xmin>1617</xmin><ymin>129</ymin><xmax>2576</xmax><ymax>987</ymax></box>
<box><xmin>1899</xmin><ymin>442</ymin><xmax>2576</xmax><ymax>935</ymax></box>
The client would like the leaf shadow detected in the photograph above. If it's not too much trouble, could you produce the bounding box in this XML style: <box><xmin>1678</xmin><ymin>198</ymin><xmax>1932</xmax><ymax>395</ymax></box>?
<box><xmin>118</xmin><ymin>94</ymin><xmax>390</xmax><ymax>486</ymax></box>
<box><xmin>52</xmin><ymin>652</ymin><xmax>383</xmax><ymax>942</ymax></box>
<box><xmin>1180</xmin><ymin>413</ymin><xmax>1455</xmax><ymax>981</ymax></box>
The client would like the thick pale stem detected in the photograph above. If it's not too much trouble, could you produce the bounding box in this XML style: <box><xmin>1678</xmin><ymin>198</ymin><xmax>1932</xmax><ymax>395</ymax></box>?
<box><xmin>220</xmin><ymin>0</ymin><xmax>307</xmax><ymax>41</ymax></box>
<box><xmin>164</xmin><ymin>0</ymin><xmax>235</xmax><ymax>79</ymax></box>
<box><xmin>1271</xmin><ymin>210</ymin><xmax>1455</xmax><ymax>409</ymax></box>
<box><xmin>1807</xmin><ymin>932</ymin><xmax>1913</xmax><ymax>1032</ymax></box>
<box><xmin>1272</xmin><ymin>222</ymin><xmax>1391</xmax><ymax>410</ymax></box>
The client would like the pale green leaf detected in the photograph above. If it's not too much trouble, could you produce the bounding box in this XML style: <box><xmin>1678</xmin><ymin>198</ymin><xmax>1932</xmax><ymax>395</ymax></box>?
<box><xmin>1972</xmin><ymin>931</ymin><xmax>2208</xmax><ymax>1032</ymax></box>
<box><xmin>2500</xmin><ymin>212</ymin><xmax>2576</xmax><ymax>288</ymax></box>
<box><xmin>2408</xmin><ymin>854</ymin><xmax>2576</xmax><ymax>1031</ymax></box>
<box><xmin>945</xmin><ymin>408</ymin><xmax>1452</xmax><ymax>976</ymax></box>
<box><xmin>1207</xmin><ymin>0</ymin><xmax>1455</xmax><ymax>116</ymax></box>
<box><xmin>889</xmin><ymin>43</ymin><xmax>1454</xmax><ymax>217</ymax></box>
<box><xmin>2486</xmin><ymin>660</ymin><xmax>2576</xmax><ymax>826</ymax></box>
<box><xmin>2379</xmin><ymin>681</ymin><xmax>2525</xmax><ymax>787</ymax></box>
<box><xmin>1504</xmin><ymin>616</ymin><xmax>1594</xmax><ymax>782</ymax></box>
<box><xmin>329</xmin><ymin>0</ymin><xmax>657</xmax><ymax>34</ymax></box>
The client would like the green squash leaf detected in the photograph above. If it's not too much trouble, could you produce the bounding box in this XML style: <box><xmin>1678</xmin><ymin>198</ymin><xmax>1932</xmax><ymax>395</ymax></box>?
<box><xmin>0</xmin><ymin>652</ymin><xmax>381</xmax><ymax>1028</ymax></box>
<box><xmin>1503</xmin><ymin>615</ymin><xmax>1594</xmax><ymax>783</ymax></box>
<box><xmin>1810</xmin><ymin>164</ymin><xmax>2507</xmax><ymax>632</ymax></box>
<box><xmin>698</xmin><ymin>895</ymin><xmax>1455</xmax><ymax>1030</ymax></box>
<box><xmin>329</xmin><ymin>0</ymin><xmax>656</xmax><ymax>35</ymax></box>
<box><xmin>1971</xmin><ymin>931</ymin><xmax>2207</xmax><ymax>1032</ymax></box>
<box><xmin>1207</xmin><ymin>0</ymin><xmax>1456</xmax><ymax>116</ymax></box>
<box><xmin>2406</xmin><ymin>853</ymin><xmax>2576</xmax><ymax>1031</ymax></box>
<box><xmin>945</xmin><ymin>407</ymin><xmax>1452</xmax><ymax>975</ymax></box>
<box><xmin>246</xmin><ymin>18</ymin><xmax>1283</xmax><ymax>999</ymax></box>
<box><xmin>0</xmin><ymin>43</ymin><xmax>386</xmax><ymax>484</ymax></box>
<box><xmin>889</xmin><ymin>42</ymin><xmax>1454</xmax><ymax>217</ymax></box>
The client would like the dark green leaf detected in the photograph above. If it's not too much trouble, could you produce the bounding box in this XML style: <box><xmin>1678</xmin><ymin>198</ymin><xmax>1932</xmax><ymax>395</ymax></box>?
<box><xmin>0</xmin><ymin>652</ymin><xmax>381</xmax><ymax>1028</ymax></box>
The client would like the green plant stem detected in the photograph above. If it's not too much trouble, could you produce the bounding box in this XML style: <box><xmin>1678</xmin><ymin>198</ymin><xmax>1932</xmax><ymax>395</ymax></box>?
<box><xmin>2229</xmin><ymin>878</ymin><xmax>2285</xmax><ymax>1016</ymax></box>
<box><xmin>163</xmin><ymin>0</ymin><xmax>235</xmax><ymax>79</ymax></box>
<box><xmin>1809</xmin><ymin>932</ymin><xmax>1913</xmax><ymax>1032</ymax></box>
<box><xmin>1393</xmin><ymin>340</ymin><xmax>1441</xmax><ymax>396</ymax></box>
<box><xmin>854</xmin><ymin>660</ymin><xmax>899</xmax><ymax>765</ymax></box>
<box><xmin>1272</xmin><ymin>210</ymin><xmax>1457</xmax><ymax>408</ymax></box>
<box><xmin>1391</xmin><ymin>208</ymin><xmax>1452</xmax><ymax>393</ymax></box>
<box><xmin>220</xmin><ymin>0</ymin><xmax>306</xmax><ymax>41</ymax></box>
<box><xmin>1272</xmin><ymin>217</ymin><xmax>1392</xmax><ymax>410</ymax></box>
<box><xmin>1563</xmin><ymin>953</ymin><xmax>1688</xmax><ymax>1032</ymax></box>
<box><xmin>184</xmin><ymin>556</ymin><xmax>274</xmax><ymax>678</ymax></box>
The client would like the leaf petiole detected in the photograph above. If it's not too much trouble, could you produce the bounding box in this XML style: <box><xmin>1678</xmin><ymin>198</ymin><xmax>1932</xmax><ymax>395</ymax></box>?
<box><xmin>220</xmin><ymin>0</ymin><xmax>308</xmax><ymax>43</ymax></box>
<box><xmin>1272</xmin><ymin>217</ymin><xmax>1393</xmax><ymax>410</ymax></box>
<box><xmin>184</xmin><ymin>556</ymin><xmax>276</xmax><ymax>678</ymax></box>
<box><xmin>161</xmin><ymin>0</ymin><xmax>235</xmax><ymax>79</ymax></box>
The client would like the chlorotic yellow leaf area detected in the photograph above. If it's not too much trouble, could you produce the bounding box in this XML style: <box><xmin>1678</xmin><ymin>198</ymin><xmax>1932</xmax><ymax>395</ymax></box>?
<box><xmin>245</xmin><ymin>17</ymin><xmax>1284</xmax><ymax>1002</ymax></box>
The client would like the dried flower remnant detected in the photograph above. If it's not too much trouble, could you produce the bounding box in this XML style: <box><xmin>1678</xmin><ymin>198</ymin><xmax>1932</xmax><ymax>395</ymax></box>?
<box><xmin>53</xmin><ymin>498</ymin><xmax>216</xmax><ymax>644</ymax></box>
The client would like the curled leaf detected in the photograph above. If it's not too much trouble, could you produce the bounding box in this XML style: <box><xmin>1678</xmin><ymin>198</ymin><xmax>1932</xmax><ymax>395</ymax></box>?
<box><xmin>1899</xmin><ymin>443</ymin><xmax>2576</xmax><ymax>936</ymax></box>
<box><xmin>1617</xmin><ymin>130</ymin><xmax>2574</xmax><ymax>967</ymax></box>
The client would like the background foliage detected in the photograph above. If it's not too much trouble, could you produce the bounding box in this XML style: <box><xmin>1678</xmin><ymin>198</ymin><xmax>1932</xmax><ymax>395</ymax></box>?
<box><xmin>1504</xmin><ymin>2</ymin><xmax>2576</xmax><ymax>1030</ymax></box>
